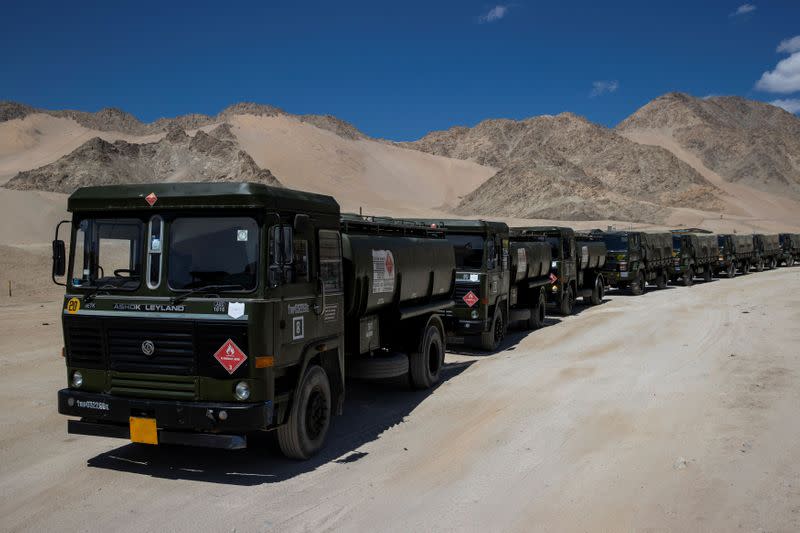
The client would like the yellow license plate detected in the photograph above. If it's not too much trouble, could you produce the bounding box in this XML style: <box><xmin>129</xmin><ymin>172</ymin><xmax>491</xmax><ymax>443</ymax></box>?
<box><xmin>129</xmin><ymin>416</ymin><xmax>158</xmax><ymax>445</ymax></box>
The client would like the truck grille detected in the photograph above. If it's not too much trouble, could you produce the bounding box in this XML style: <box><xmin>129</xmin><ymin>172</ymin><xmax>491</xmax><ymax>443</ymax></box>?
<box><xmin>108</xmin><ymin>322</ymin><xmax>195</xmax><ymax>375</ymax></box>
<box><xmin>63</xmin><ymin>316</ymin><xmax>249</xmax><ymax>378</ymax></box>
<box><xmin>110</xmin><ymin>373</ymin><xmax>197</xmax><ymax>400</ymax></box>
<box><xmin>64</xmin><ymin>318</ymin><xmax>104</xmax><ymax>369</ymax></box>
<box><xmin>454</xmin><ymin>285</ymin><xmax>480</xmax><ymax>306</ymax></box>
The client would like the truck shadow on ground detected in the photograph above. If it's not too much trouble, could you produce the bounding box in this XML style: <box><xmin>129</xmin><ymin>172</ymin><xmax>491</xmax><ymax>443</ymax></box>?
<box><xmin>85</xmin><ymin>360</ymin><xmax>474</xmax><ymax>486</ymax></box>
<box><xmin>447</xmin><ymin>316</ymin><xmax>564</xmax><ymax>357</ymax></box>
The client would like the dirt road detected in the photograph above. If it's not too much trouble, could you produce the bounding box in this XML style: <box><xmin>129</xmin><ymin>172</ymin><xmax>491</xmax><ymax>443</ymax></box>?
<box><xmin>1</xmin><ymin>269</ymin><xmax>799</xmax><ymax>532</ymax></box>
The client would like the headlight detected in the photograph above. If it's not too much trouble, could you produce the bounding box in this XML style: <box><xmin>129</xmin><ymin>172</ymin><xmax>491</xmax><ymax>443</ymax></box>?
<box><xmin>551</xmin><ymin>260</ymin><xmax>557</xmax><ymax>269</ymax></box>
<box><xmin>471</xmin><ymin>309</ymin><xmax>479</xmax><ymax>319</ymax></box>
<box><xmin>718</xmin><ymin>256</ymin><xmax>724</xmax><ymax>261</ymax></box>
<box><xmin>234</xmin><ymin>381</ymin><xmax>250</xmax><ymax>401</ymax></box>
<box><xmin>71</xmin><ymin>371</ymin><xmax>83</xmax><ymax>388</ymax></box>
<box><xmin>618</xmin><ymin>261</ymin><xmax>627</xmax><ymax>272</ymax></box>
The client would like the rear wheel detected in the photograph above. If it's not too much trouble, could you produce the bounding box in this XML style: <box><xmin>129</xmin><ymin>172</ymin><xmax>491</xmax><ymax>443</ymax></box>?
<box><xmin>527</xmin><ymin>289</ymin><xmax>546</xmax><ymax>330</ymax></box>
<box><xmin>727</xmin><ymin>263</ymin><xmax>736</xmax><ymax>278</ymax></box>
<box><xmin>558</xmin><ymin>285</ymin><xmax>575</xmax><ymax>316</ymax></box>
<box><xmin>277</xmin><ymin>365</ymin><xmax>331</xmax><ymax>460</ymax></box>
<box><xmin>480</xmin><ymin>309</ymin><xmax>505</xmax><ymax>351</ymax></box>
<box><xmin>409</xmin><ymin>322</ymin><xmax>444</xmax><ymax>389</ymax></box>
<box><xmin>756</xmin><ymin>259</ymin><xmax>764</xmax><ymax>272</ymax></box>
<box><xmin>770</xmin><ymin>257</ymin><xmax>777</xmax><ymax>270</ymax></box>
<box><xmin>703</xmin><ymin>268</ymin><xmax>712</xmax><ymax>282</ymax></box>
<box><xmin>589</xmin><ymin>276</ymin><xmax>604</xmax><ymax>305</ymax></box>
<box><xmin>789</xmin><ymin>257</ymin><xmax>796</xmax><ymax>267</ymax></box>
<box><xmin>630</xmin><ymin>272</ymin><xmax>645</xmax><ymax>295</ymax></box>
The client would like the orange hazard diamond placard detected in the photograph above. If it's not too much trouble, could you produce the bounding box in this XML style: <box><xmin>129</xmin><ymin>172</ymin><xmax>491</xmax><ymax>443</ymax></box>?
<box><xmin>213</xmin><ymin>339</ymin><xmax>247</xmax><ymax>374</ymax></box>
<box><xmin>462</xmin><ymin>290</ymin><xmax>479</xmax><ymax>308</ymax></box>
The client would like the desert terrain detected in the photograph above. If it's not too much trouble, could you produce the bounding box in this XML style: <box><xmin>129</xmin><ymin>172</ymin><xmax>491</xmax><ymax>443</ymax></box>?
<box><xmin>1</xmin><ymin>94</ymin><xmax>800</xmax><ymax>531</ymax></box>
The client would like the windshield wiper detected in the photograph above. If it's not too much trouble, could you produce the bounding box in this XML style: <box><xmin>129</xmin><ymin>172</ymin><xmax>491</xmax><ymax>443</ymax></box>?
<box><xmin>82</xmin><ymin>283</ymin><xmax>122</xmax><ymax>303</ymax></box>
<box><xmin>170</xmin><ymin>284</ymin><xmax>245</xmax><ymax>305</ymax></box>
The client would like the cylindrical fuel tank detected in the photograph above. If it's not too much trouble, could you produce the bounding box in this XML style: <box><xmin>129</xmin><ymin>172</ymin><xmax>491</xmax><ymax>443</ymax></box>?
<box><xmin>341</xmin><ymin>234</ymin><xmax>455</xmax><ymax>317</ymax></box>
<box><xmin>509</xmin><ymin>242</ymin><xmax>552</xmax><ymax>282</ymax></box>
<box><xmin>577</xmin><ymin>240</ymin><xmax>606</xmax><ymax>270</ymax></box>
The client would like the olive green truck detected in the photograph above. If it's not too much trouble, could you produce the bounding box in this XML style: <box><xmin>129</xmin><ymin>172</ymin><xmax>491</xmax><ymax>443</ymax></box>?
<box><xmin>54</xmin><ymin>183</ymin><xmax>455</xmax><ymax>458</ymax></box>
<box><xmin>406</xmin><ymin>219</ymin><xmax>552</xmax><ymax>351</ymax></box>
<box><xmin>510</xmin><ymin>227</ymin><xmax>607</xmax><ymax>316</ymax></box>
<box><xmin>588</xmin><ymin>230</ymin><xmax>674</xmax><ymax>295</ymax></box>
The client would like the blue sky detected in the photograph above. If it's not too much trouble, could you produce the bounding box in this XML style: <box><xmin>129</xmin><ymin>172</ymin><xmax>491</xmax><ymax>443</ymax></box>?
<box><xmin>2</xmin><ymin>0</ymin><xmax>799</xmax><ymax>140</ymax></box>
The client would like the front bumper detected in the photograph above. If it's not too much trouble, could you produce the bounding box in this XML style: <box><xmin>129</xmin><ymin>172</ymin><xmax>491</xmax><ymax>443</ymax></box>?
<box><xmin>58</xmin><ymin>389</ymin><xmax>273</xmax><ymax>449</ymax></box>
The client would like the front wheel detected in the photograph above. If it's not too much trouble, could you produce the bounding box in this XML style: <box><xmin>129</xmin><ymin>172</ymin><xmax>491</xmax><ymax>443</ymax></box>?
<box><xmin>630</xmin><ymin>272</ymin><xmax>645</xmax><ymax>295</ymax></box>
<box><xmin>589</xmin><ymin>276</ymin><xmax>604</xmax><ymax>305</ymax></box>
<box><xmin>770</xmin><ymin>258</ymin><xmax>777</xmax><ymax>270</ymax></box>
<box><xmin>682</xmin><ymin>267</ymin><xmax>694</xmax><ymax>286</ymax></box>
<box><xmin>558</xmin><ymin>285</ymin><xmax>575</xmax><ymax>316</ymax></box>
<box><xmin>409</xmin><ymin>322</ymin><xmax>444</xmax><ymax>389</ymax></box>
<box><xmin>755</xmin><ymin>259</ymin><xmax>764</xmax><ymax>272</ymax></box>
<box><xmin>277</xmin><ymin>365</ymin><xmax>331</xmax><ymax>460</ymax></box>
<box><xmin>655</xmin><ymin>272</ymin><xmax>668</xmax><ymax>289</ymax></box>
<box><xmin>527</xmin><ymin>289</ymin><xmax>546</xmax><ymax>330</ymax></box>
<box><xmin>480</xmin><ymin>309</ymin><xmax>505</xmax><ymax>351</ymax></box>
<box><xmin>727</xmin><ymin>263</ymin><xmax>736</xmax><ymax>278</ymax></box>
<box><xmin>703</xmin><ymin>268</ymin><xmax>712</xmax><ymax>282</ymax></box>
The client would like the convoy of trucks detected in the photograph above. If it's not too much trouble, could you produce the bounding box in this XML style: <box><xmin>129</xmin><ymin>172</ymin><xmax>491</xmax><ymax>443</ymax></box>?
<box><xmin>51</xmin><ymin>183</ymin><xmax>800</xmax><ymax>459</ymax></box>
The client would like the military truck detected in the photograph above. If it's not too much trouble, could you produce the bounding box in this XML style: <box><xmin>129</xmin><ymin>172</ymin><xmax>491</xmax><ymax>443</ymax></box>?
<box><xmin>510</xmin><ymin>227</ymin><xmax>606</xmax><ymax>316</ymax></box>
<box><xmin>778</xmin><ymin>233</ymin><xmax>800</xmax><ymax>267</ymax></box>
<box><xmin>714</xmin><ymin>234</ymin><xmax>738</xmax><ymax>278</ymax></box>
<box><xmin>399</xmin><ymin>219</ymin><xmax>552</xmax><ymax>351</ymax></box>
<box><xmin>670</xmin><ymin>232</ymin><xmax>719</xmax><ymax>285</ymax></box>
<box><xmin>724</xmin><ymin>233</ymin><xmax>756</xmax><ymax>274</ymax></box>
<box><xmin>589</xmin><ymin>231</ymin><xmax>673</xmax><ymax>295</ymax></box>
<box><xmin>53</xmin><ymin>183</ymin><xmax>455</xmax><ymax>459</ymax></box>
<box><xmin>752</xmin><ymin>234</ymin><xmax>782</xmax><ymax>271</ymax></box>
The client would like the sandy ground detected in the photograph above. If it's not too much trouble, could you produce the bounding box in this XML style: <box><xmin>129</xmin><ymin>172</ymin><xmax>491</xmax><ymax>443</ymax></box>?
<box><xmin>1</xmin><ymin>268</ymin><xmax>799</xmax><ymax>532</ymax></box>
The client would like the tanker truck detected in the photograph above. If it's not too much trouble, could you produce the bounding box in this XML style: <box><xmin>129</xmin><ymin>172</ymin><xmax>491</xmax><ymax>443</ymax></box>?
<box><xmin>53</xmin><ymin>183</ymin><xmax>455</xmax><ymax>459</ymax></box>
<box><xmin>510</xmin><ymin>227</ymin><xmax>606</xmax><ymax>316</ymax></box>
<box><xmin>397</xmin><ymin>219</ymin><xmax>552</xmax><ymax>351</ymax></box>
<box><xmin>752</xmin><ymin>234</ymin><xmax>782</xmax><ymax>271</ymax></box>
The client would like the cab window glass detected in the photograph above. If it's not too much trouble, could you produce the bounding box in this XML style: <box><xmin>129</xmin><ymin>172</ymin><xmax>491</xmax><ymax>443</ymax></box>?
<box><xmin>319</xmin><ymin>230</ymin><xmax>343</xmax><ymax>293</ymax></box>
<box><xmin>293</xmin><ymin>239</ymin><xmax>309</xmax><ymax>283</ymax></box>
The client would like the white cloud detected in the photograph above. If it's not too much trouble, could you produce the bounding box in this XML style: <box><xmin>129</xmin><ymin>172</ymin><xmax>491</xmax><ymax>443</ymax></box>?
<box><xmin>590</xmin><ymin>80</ymin><xmax>619</xmax><ymax>97</ymax></box>
<box><xmin>769</xmin><ymin>98</ymin><xmax>800</xmax><ymax>114</ymax></box>
<box><xmin>755</xmin><ymin>52</ymin><xmax>800</xmax><ymax>93</ymax></box>
<box><xmin>730</xmin><ymin>4</ymin><xmax>756</xmax><ymax>16</ymax></box>
<box><xmin>777</xmin><ymin>36</ymin><xmax>800</xmax><ymax>54</ymax></box>
<box><xmin>479</xmin><ymin>5</ymin><xmax>508</xmax><ymax>23</ymax></box>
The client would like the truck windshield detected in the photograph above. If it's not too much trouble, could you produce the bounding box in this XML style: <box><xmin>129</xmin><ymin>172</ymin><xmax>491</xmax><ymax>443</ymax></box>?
<box><xmin>168</xmin><ymin>217</ymin><xmax>259</xmax><ymax>290</ymax></box>
<box><xmin>717</xmin><ymin>235</ymin><xmax>726</xmax><ymax>250</ymax></box>
<box><xmin>447</xmin><ymin>234</ymin><xmax>484</xmax><ymax>269</ymax></box>
<box><xmin>601</xmin><ymin>234</ymin><xmax>628</xmax><ymax>252</ymax></box>
<box><xmin>71</xmin><ymin>218</ymin><xmax>144</xmax><ymax>290</ymax></box>
<box><xmin>672</xmin><ymin>235</ymin><xmax>682</xmax><ymax>251</ymax></box>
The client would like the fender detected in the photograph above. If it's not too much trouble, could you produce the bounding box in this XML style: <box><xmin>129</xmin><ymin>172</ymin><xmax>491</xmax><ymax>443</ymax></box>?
<box><xmin>282</xmin><ymin>333</ymin><xmax>345</xmax><ymax>424</ymax></box>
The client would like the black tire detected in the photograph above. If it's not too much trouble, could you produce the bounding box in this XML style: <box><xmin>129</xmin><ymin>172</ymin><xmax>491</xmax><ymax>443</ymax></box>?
<box><xmin>755</xmin><ymin>259</ymin><xmax>764</xmax><ymax>272</ymax></box>
<box><xmin>409</xmin><ymin>322</ymin><xmax>444</xmax><ymax>389</ymax></box>
<box><xmin>655</xmin><ymin>272</ymin><xmax>668</xmax><ymax>289</ymax></box>
<box><xmin>480</xmin><ymin>309</ymin><xmax>505</xmax><ymax>351</ymax></box>
<box><xmin>789</xmin><ymin>257</ymin><xmax>796</xmax><ymax>267</ymax></box>
<box><xmin>630</xmin><ymin>272</ymin><xmax>645</xmax><ymax>295</ymax></box>
<box><xmin>277</xmin><ymin>365</ymin><xmax>331</xmax><ymax>460</ymax></box>
<box><xmin>682</xmin><ymin>267</ymin><xmax>694</xmax><ymax>286</ymax></box>
<box><xmin>558</xmin><ymin>285</ymin><xmax>574</xmax><ymax>316</ymax></box>
<box><xmin>727</xmin><ymin>263</ymin><xmax>736</xmax><ymax>278</ymax></box>
<box><xmin>589</xmin><ymin>276</ymin><xmax>604</xmax><ymax>305</ymax></box>
<box><xmin>349</xmin><ymin>352</ymin><xmax>409</xmax><ymax>380</ymax></box>
<box><xmin>770</xmin><ymin>258</ymin><xmax>777</xmax><ymax>270</ymax></box>
<box><xmin>703</xmin><ymin>268</ymin><xmax>712</xmax><ymax>282</ymax></box>
<box><xmin>527</xmin><ymin>289</ymin><xmax>546</xmax><ymax>330</ymax></box>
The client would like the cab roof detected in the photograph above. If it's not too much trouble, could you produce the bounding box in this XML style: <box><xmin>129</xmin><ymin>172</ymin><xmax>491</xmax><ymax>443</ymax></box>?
<box><xmin>67</xmin><ymin>182</ymin><xmax>340</xmax><ymax>215</ymax></box>
<box><xmin>405</xmin><ymin>218</ymin><xmax>509</xmax><ymax>234</ymax></box>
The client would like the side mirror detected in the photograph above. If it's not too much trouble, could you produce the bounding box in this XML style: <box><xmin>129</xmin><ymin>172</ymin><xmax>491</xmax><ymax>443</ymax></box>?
<box><xmin>294</xmin><ymin>213</ymin><xmax>311</xmax><ymax>235</ymax></box>
<box><xmin>52</xmin><ymin>239</ymin><xmax>66</xmax><ymax>279</ymax></box>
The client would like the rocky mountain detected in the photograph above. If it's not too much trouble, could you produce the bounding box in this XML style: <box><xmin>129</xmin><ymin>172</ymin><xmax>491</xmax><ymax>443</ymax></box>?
<box><xmin>406</xmin><ymin>112</ymin><xmax>722</xmax><ymax>222</ymax></box>
<box><xmin>4</xmin><ymin>123</ymin><xmax>280</xmax><ymax>193</ymax></box>
<box><xmin>617</xmin><ymin>92</ymin><xmax>800</xmax><ymax>197</ymax></box>
<box><xmin>0</xmin><ymin>100</ymin><xmax>365</xmax><ymax>140</ymax></box>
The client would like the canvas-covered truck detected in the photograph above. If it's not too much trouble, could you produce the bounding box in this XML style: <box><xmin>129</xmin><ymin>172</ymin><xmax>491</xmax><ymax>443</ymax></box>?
<box><xmin>399</xmin><ymin>219</ymin><xmax>551</xmax><ymax>351</ymax></box>
<box><xmin>778</xmin><ymin>233</ymin><xmax>800</xmax><ymax>267</ymax></box>
<box><xmin>53</xmin><ymin>183</ymin><xmax>455</xmax><ymax>459</ymax></box>
<box><xmin>752</xmin><ymin>234</ymin><xmax>782</xmax><ymax>271</ymax></box>
<box><xmin>510</xmin><ymin>227</ymin><xmax>606</xmax><ymax>316</ymax></box>
<box><xmin>724</xmin><ymin>233</ymin><xmax>756</xmax><ymax>274</ymax></box>
<box><xmin>589</xmin><ymin>231</ymin><xmax>673</xmax><ymax>295</ymax></box>
<box><xmin>670</xmin><ymin>232</ymin><xmax>719</xmax><ymax>285</ymax></box>
<box><xmin>715</xmin><ymin>234</ymin><xmax>738</xmax><ymax>278</ymax></box>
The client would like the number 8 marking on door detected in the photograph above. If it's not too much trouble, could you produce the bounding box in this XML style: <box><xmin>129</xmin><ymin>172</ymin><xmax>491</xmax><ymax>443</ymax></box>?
<box><xmin>292</xmin><ymin>316</ymin><xmax>304</xmax><ymax>340</ymax></box>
